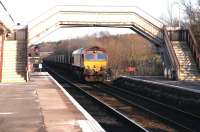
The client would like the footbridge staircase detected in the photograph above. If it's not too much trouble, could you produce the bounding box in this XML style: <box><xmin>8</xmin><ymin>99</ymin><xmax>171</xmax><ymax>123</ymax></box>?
<box><xmin>28</xmin><ymin>5</ymin><xmax>200</xmax><ymax>81</ymax></box>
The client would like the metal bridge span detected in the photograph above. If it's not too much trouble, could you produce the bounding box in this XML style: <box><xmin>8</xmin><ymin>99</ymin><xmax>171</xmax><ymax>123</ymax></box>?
<box><xmin>0</xmin><ymin>5</ymin><xmax>200</xmax><ymax>82</ymax></box>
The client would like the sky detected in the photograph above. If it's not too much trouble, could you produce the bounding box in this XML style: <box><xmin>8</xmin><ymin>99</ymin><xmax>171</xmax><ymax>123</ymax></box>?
<box><xmin>0</xmin><ymin>0</ymin><xmax>182</xmax><ymax>43</ymax></box>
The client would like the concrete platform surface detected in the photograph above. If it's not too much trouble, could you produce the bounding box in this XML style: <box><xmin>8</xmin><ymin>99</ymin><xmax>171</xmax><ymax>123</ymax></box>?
<box><xmin>0</xmin><ymin>72</ymin><xmax>104</xmax><ymax>132</ymax></box>
<box><xmin>129</xmin><ymin>76</ymin><xmax>200</xmax><ymax>90</ymax></box>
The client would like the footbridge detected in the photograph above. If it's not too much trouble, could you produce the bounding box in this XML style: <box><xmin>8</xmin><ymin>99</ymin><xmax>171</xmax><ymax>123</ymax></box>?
<box><xmin>1</xmin><ymin>5</ymin><xmax>200</xmax><ymax>82</ymax></box>
<box><xmin>28</xmin><ymin>5</ymin><xmax>164</xmax><ymax>45</ymax></box>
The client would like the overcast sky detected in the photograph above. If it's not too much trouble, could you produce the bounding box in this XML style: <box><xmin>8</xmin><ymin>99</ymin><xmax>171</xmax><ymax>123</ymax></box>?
<box><xmin>1</xmin><ymin>0</ymin><xmax>183</xmax><ymax>42</ymax></box>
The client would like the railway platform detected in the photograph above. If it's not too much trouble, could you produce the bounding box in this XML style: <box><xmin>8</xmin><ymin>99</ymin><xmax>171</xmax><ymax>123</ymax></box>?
<box><xmin>128</xmin><ymin>76</ymin><xmax>200</xmax><ymax>91</ymax></box>
<box><xmin>0</xmin><ymin>72</ymin><xmax>104</xmax><ymax>132</ymax></box>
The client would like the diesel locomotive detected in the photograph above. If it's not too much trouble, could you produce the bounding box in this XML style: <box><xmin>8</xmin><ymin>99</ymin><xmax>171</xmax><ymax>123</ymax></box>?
<box><xmin>45</xmin><ymin>46</ymin><xmax>109</xmax><ymax>81</ymax></box>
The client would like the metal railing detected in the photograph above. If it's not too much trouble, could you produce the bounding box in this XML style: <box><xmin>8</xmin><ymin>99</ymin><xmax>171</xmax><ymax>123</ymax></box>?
<box><xmin>163</xmin><ymin>26</ymin><xmax>180</xmax><ymax>79</ymax></box>
<box><xmin>130</xmin><ymin>12</ymin><xmax>163</xmax><ymax>45</ymax></box>
<box><xmin>167</xmin><ymin>27</ymin><xmax>200</xmax><ymax>69</ymax></box>
<box><xmin>187</xmin><ymin>28</ymin><xmax>200</xmax><ymax>68</ymax></box>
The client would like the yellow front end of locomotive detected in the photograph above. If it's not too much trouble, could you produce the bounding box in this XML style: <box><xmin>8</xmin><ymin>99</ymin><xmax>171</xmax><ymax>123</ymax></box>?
<box><xmin>84</xmin><ymin>60</ymin><xmax>107</xmax><ymax>81</ymax></box>
<box><xmin>84</xmin><ymin>60</ymin><xmax>107</xmax><ymax>72</ymax></box>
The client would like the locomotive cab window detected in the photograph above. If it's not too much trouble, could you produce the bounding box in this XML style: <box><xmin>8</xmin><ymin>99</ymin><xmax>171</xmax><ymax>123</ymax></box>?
<box><xmin>85</xmin><ymin>54</ymin><xmax>94</xmax><ymax>60</ymax></box>
<box><xmin>97</xmin><ymin>53</ymin><xmax>107</xmax><ymax>60</ymax></box>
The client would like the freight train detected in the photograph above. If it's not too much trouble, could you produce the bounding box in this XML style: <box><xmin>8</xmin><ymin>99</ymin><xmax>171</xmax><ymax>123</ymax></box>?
<box><xmin>45</xmin><ymin>46</ymin><xmax>109</xmax><ymax>81</ymax></box>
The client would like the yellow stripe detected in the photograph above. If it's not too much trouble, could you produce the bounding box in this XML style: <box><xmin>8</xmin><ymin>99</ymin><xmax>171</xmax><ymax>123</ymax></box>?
<box><xmin>84</xmin><ymin>60</ymin><xmax>107</xmax><ymax>71</ymax></box>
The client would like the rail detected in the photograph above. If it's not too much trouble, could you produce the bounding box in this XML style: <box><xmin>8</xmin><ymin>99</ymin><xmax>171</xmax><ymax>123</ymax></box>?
<box><xmin>187</xmin><ymin>27</ymin><xmax>200</xmax><ymax>68</ymax></box>
<box><xmin>163</xmin><ymin>26</ymin><xmax>180</xmax><ymax>79</ymax></box>
<box><xmin>112</xmin><ymin>77</ymin><xmax>200</xmax><ymax>131</ymax></box>
<box><xmin>47</xmin><ymin>66</ymin><xmax>147</xmax><ymax>132</ymax></box>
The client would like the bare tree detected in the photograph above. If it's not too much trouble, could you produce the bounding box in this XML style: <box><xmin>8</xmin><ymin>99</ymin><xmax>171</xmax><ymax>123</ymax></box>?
<box><xmin>160</xmin><ymin>0</ymin><xmax>182</xmax><ymax>26</ymax></box>
<box><xmin>181</xmin><ymin>0</ymin><xmax>200</xmax><ymax>47</ymax></box>
<box><xmin>39</xmin><ymin>33</ymin><xmax>163</xmax><ymax>77</ymax></box>
<box><xmin>181</xmin><ymin>0</ymin><xmax>196</xmax><ymax>24</ymax></box>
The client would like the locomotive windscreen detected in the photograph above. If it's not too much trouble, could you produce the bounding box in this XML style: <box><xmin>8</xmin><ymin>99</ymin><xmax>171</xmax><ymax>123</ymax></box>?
<box><xmin>85</xmin><ymin>54</ymin><xmax>95</xmax><ymax>60</ymax></box>
<box><xmin>97</xmin><ymin>53</ymin><xmax>107</xmax><ymax>60</ymax></box>
<box><xmin>85</xmin><ymin>53</ymin><xmax>107</xmax><ymax>61</ymax></box>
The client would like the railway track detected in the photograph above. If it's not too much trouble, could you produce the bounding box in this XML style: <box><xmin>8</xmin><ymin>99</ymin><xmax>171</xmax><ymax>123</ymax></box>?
<box><xmin>46</xmin><ymin>66</ymin><xmax>147</xmax><ymax>132</ymax></box>
<box><xmin>118</xmin><ymin>76</ymin><xmax>200</xmax><ymax>116</ymax></box>
<box><xmin>44</xmin><ymin>65</ymin><xmax>196</xmax><ymax>131</ymax></box>
<box><xmin>92</xmin><ymin>82</ymin><xmax>200</xmax><ymax>132</ymax></box>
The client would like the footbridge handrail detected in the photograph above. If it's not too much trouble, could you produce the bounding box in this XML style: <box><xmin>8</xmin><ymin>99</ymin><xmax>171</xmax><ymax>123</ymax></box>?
<box><xmin>163</xmin><ymin>26</ymin><xmax>180</xmax><ymax>78</ymax></box>
<box><xmin>130</xmin><ymin>11</ymin><xmax>163</xmax><ymax>41</ymax></box>
<box><xmin>188</xmin><ymin>27</ymin><xmax>200</xmax><ymax>67</ymax></box>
